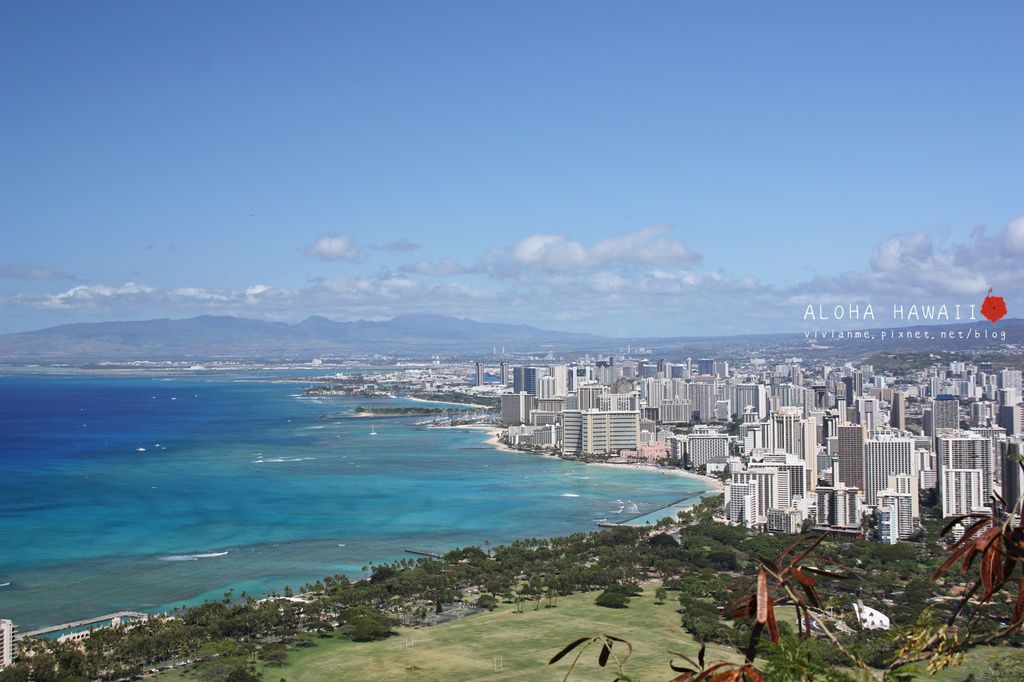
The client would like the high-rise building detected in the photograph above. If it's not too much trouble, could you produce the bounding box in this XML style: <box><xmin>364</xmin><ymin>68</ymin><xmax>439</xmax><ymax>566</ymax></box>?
<box><xmin>815</xmin><ymin>483</ymin><xmax>863</xmax><ymax>529</ymax></box>
<box><xmin>876</xmin><ymin>504</ymin><xmax>900</xmax><ymax>544</ymax></box>
<box><xmin>561</xmin><ymin>410</ymin><xmax>640</xmax><ymax>455</ymax></box>
<box><xmin>890</xmin><ymin>391</ymin><xmax>906</xmax><ymax>431</ymax></box>
<box><xmin>500</xmin><ymin>392</ymin><xmax>535</xmax><ymax>426</ymax></box>
<box><xmin>512</xmin><ymin>366</ymin><xmax>547</xmax><ymax>396</ymax></box>
<box><xmin>475</xmin><ymin>362</ymin><xmax>485</xmax><ymax>387</ymax></box>
<box><xmin>940</xmin><ymin>469</ymin><xmax>985</xmax><ymax>518</ymax></box>
<box><xmin>768</xmin><ymin>408</ymin><xmax>818</xmax><ymax>492</ymax></box>
<box><xmin>876</xmin><ymin>489</ymin><xmax>916</xmax><ymax>540</ymax></box>
<box><xmin>857</xmin><ymin>396</ymin><xmax>880</xmax><ymax>435</ymax></box>
<box><xmin>696</xmin><ymin>358</ymin><xmax>715</xmax><ymax>376</ymax></box>
<box><xmin>835</xmin><ymin>423</ymin><xmax>866</xmax><ymax>492</ymax></box>
<box><xmin>887</xmin><ymin>473</ymin><xmax>920</xmax><ymax>521</ymax></box>
<box><xmin>0</xmin><ymin>619</ymin><xmax>13</xmax><ymax>670</ymax></box>
<box><xmin>1000</xmin><ymin>369</ymin><xmax>1023</xmax><ymax>392</ymax></box>
<box><xmin>499</xmin><ymin>362</ymin><xmax>510</xmax><ymax>386</ymax></box>
<box><xmin>998</xmin><ymin>404</ymin><xmax>1023</xmax><ymax>436</ymax></box>
<box><xmin>537</xmin><ymin>376</ymin><xmax>558</xmax><ymax>400</ymax></box>
<box><xmin>547</xmin><ymin>364</ymin><xmax>569</xmax><ymax>396</ymax></box>
<box><xmin>1003</xmin><ymin>441</ymin><xmax>1024</xmax><ymax>513</ymax></box>
<box><xmin>931</xmin><ymin>395</ymin><xmax>960</xmax><ymax>431</ymax></box>
<box><xmin>686</xmin><ymin>432</ymin><xmax>730</xmax><ymax>471</ymax></box>
<box><xmin>732</xmin><ymin>467</ymin><xmax>788</xmax><ymax>523</ymax></box>
<box><xmin>576</xmin><ymin>384</ymin><xmax>610</xmax><ymax>411</ymax></box>
<box><xmin>732</xmin><ymin>383</ymin><xmax>769</xmax><ymax>419</ymax></box>
<box><xmin>864</xmin><ymin>437</ymin><xmax>915</xmax><ymax>504</ymax></box>
<box><xmin>724</xmin><ymin>480</ymin><xmax>758</xmax><ymax>528</ymax></box>
<box><xmin>750</xmin><ymin>452</ymin><xmax>809</xmax><ymax>501</ymax></box>
<box><xmin>936</xmin><ymin>433</ymin><xmax>993</xmax><ymax>518</ymax></box>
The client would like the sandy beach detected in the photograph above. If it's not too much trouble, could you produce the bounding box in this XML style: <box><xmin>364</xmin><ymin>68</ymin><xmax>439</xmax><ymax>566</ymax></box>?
<box><xmin>443</xmin><ymin>424</ymin><xmax>520</xmax><ymax>452</ymax></box>
<box><xmin>444</xmin><ymin>424</ymin><xmax>727</xmax><ymax>491</ymax></box>
<box><xmin>586</xmin><ymin>461</ymin><xmax>725</xmax><ymax>491</ymax></box>
<box><xmin>404</xmin><ymin>396</ymin><xmax>493</xmax><ymax>409</ymax></box>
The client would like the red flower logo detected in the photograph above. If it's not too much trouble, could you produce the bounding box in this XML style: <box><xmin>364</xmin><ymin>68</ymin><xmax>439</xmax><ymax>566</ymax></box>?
<box><xmin>981</xmin><ymin>287</ymin><xmax>1007</xmax><ymax>322</ymax></box>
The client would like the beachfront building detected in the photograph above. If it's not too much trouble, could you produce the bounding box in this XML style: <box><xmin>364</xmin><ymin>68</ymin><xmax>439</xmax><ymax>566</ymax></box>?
<box><xmin>685</xmin><ymin>430</ymin><xmax>730</xmax><ymax>471</ymax></box>
<box><xmin>1</xmin><ymin>619</ymin><xmax>13</xmax><ymax>670</ymax></box>
<box><xmin>500</xmin><ymin>392</ymin><xmax>535</xmax><ymax>426</ymax></box>
<box><xmin>561</xmin><ymin>409</ymin><xmax>640</xmax><ymax>456</ymax></box>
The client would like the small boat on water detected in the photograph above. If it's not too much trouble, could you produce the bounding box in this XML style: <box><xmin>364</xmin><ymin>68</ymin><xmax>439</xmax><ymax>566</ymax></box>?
<box><xmin>135</xmin><ymin>447</ymin><xmax>147</xmax><ymax>452</ymax></box>
<box><xmin>369</xmin><ymin>424</ymin><xmax>378</xmax><ymax>436</ymax></box>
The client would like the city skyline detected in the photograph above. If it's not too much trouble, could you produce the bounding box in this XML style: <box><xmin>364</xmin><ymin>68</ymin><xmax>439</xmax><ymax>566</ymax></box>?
<box><xmin>2</xmin><ymin>1</ymin><xmax>1022</xmax><ymax>336</ymax></box>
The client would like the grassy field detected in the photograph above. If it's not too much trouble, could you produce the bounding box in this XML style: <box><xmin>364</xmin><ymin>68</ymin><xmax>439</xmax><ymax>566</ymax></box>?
<box><xmin>261</xmin><ymin>587</ymin><xmax>741</xmax><ymax>681</ymax></box>
<box><xmin>159</xmin><ymin>586</ymin><xmax>1020</xmax><ymax>682</ymax></box>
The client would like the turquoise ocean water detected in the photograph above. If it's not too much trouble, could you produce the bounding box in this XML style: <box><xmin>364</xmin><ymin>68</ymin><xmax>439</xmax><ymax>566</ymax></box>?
<box><xmin>0</xmin><ymin>372</ymin><xmax>710</xmax><ymax>629</ymax></box>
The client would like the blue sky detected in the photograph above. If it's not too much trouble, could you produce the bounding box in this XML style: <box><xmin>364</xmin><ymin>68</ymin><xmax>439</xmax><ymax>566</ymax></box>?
<box><xmin>1</xmin><ymin>1</ymin><xmax>1021</xmax><ymax>336</ymax></box>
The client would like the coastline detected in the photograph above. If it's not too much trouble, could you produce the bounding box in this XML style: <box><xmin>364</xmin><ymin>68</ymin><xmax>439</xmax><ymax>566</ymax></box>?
<box><xmin>441</xmin><ymin>424</ymin><xmax>519</xmax><ymax>453</ymax></box>
<box><xmin>586</xmin><ymin>461</ymin><xmax>726</xmax><ymax>491</ymax></box>
<box><xmin>403</xmin><ymin>395</ymin><xmax>492</xmax><ymax>409</ymax></box>
<box><xmin>441</xmin><ymin>423</ymin><xmax>726</xmax><ymax>492</ymax></box>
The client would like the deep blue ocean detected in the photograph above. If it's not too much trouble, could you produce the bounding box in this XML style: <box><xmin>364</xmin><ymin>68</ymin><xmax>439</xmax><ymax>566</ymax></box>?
<box><xmin>0</xmin><ymin>372</ymin><xmax>708</xmax><ymax>629</ymax></box>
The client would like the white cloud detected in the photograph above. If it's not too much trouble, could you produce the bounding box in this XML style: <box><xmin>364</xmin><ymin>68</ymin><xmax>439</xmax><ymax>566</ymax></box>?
<box><xmin>170</xmin><ymin>287</ymin><xmax>232</xmax><ymax>302</ymax></box>
<box><xmin>399</xmin><ymin>258</ymin><xmax>472</xmax><ymax>276</ymax></box>
<box><xmin>504</xmin><ymin>226</ymin><xmax>700</xmax><ymax>276</ymax></box>
<box><xmin>39</xmin><ymin>282</ymin><xmax>155</xmax><ymax>309</ymax></box>
<box><xmin>10</xmin><ymin>215</ymin><xmax>1023</xmax><ymax>336</ymax></box>
<box><xmin>304</xmin><ymin>234</ymin><xmax>361</xmax><ymax>261</ymax></box>
<box><xmin>1005</xmin><ymin>217</ymin><xmax>1024</xmax><ymax>253</ymax></box>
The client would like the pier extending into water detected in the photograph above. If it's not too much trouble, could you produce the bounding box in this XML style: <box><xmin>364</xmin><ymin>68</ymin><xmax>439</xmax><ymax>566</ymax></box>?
<box><xmin>598</xmin><ymin>491</ymin><xmax>708</xmax><ymax>528</ymax></box>
<box><xmin>15</xmin><ymin>612</ymin><xmax>148</xmax><ymax>642</ymax></box>
<box><xmin>404</xmin><ymin>548</ymin><xmax>443</xmax><ymax>558</ymax></box>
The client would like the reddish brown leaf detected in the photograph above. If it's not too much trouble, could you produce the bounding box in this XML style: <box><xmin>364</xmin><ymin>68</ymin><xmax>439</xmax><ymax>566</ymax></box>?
<box><xmin>791</xmin><ymin>567</ymin><xmax>816</xmax><ymax>588</ymax></box>
<box><xmin>933</xmin><ymin>525</ymin><xmax>992</xmax><ymax>580</ymax></box>
<box><xmin>940</xmin><ymin>514</ymin><xmax>989</xmax><ymax>539</ymax></box>
<box><xmin>980</xmin><ymin>546</ymin><xmax>996</xmax><ymax>600</ymax></box>
<box><xmin>744</xmin><ymin>666</ymin><xmax>767</xmax><ymax>682</ymax></box>
<box><xmin>802</xmin><ymin>566</ymin><xmax>848</xmax><ymax>580</ymax></box>
<box><xmin>1012</xmin><ymin>578</ymin><xmax>1024</xmax><ymax>626</ymax></box>
<box><xmin>765</xmin><ymin>597</ymin><xmax>779</xmax><ymax>644</ymax></box>
<box><xmin>756</xmin><ymin>568</ymin><xmax>768</xmax><ymax>624</ymax></box>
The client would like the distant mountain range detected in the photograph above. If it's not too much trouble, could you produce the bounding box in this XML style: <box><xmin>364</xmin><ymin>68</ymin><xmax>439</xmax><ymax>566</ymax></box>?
<box><xmin>0</xmin><ymin>314</ymin><xmax>609</xmax><ymax>360</ymax></box>
<box><xmin>0</xmin><ymin>314</ymin><xmax>1020</xmax><ymax>362</ymax></box>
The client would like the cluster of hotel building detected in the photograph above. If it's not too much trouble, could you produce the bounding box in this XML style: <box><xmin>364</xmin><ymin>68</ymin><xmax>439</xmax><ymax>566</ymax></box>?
<box><xmin>488</xmin><ymin>357</ymin><xmax>1024</xmax><ymax>543</ymax></box>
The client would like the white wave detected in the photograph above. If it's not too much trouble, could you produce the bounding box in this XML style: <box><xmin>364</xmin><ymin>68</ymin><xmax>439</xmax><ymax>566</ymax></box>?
<box><xmin>160</xmin><ymin>551</ymin><xmax>229</xmax><ymax>562</ymax></box>
<box><xmin>254</xmin><ymin>456</ymin><xmax>316</xmax><ymax>463</ymax></box>
<box><xmin>560</xmin><ymin>493</ymin><xmax>581</xmax><ymax>498</ymax></box>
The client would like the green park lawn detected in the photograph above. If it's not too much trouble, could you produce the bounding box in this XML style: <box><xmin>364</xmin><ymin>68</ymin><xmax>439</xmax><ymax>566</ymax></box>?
<box><xmin>262</xmin><ymin>587</ymin><xmax>740</xmax><ymax>681</ymax></box>
<box><xmin>160</xmin><ymin>586</ymin><xmax>1020</xmax><ymax>682</ymax></box>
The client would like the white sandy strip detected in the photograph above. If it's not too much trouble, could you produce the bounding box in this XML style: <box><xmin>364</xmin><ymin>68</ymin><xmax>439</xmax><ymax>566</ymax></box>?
<box><xmin>586</xmin><ymin>461</ymin><xmax>725</xmax><ymax>491</ymax></box>
<box><xmin>444</xmin><ymin>424</ymin><xmax>520</xmax><ymax>453</ymax></box>
<box><xmin>404</xmin><ymin>396</ymin><xmax>492</xmax><ymax>409</ymax></box>
<box><xmin>445</xmin><ymin>424</ymin><xmax>727</xmax><ymax>489</ymax></box>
